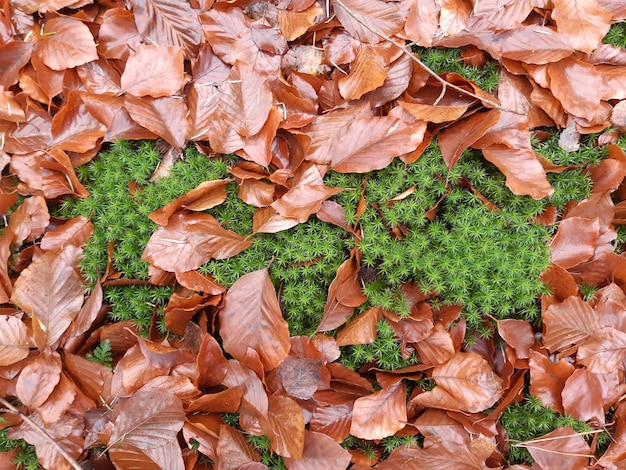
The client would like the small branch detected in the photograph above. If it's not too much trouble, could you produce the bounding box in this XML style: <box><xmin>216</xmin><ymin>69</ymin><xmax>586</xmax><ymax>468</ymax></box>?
<box><xmin>0</xmin><ymin>397</ymin><xmax>84</xmax><ymax>470</ymax></box>
<box><xmin>332</xmin><ymin>0</ymin><xmax>517</xmax><ymax>114</ymax></box>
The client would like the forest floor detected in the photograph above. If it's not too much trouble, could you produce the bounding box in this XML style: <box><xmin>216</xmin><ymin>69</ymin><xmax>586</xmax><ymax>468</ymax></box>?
<box><xmin>1</xmin><ymin>0</ymin><xmax>626</xmax><ymax>469</ymax></box>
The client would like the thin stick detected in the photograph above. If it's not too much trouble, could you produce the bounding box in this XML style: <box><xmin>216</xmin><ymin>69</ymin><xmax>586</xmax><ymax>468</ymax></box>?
<box><xmin>0</xmin><ymin>397</ymin><xmax>84</xmax><ymax>470</ymax></box>
<box><xmin>332</xmin><ymin>0</ymin><xmax>517</xmax><ymax>113</ymax></box>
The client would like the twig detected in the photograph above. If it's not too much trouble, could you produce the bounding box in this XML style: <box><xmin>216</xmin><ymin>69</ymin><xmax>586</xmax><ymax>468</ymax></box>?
<box><xmin>0</xmin><ymin>397</ymin><xmax>84</xmax><ymax>470</ymax></box>
<box><xmin>332</xmin><ymin>0</ymin><xmax>518</xmax><ymax>114</ymax></box>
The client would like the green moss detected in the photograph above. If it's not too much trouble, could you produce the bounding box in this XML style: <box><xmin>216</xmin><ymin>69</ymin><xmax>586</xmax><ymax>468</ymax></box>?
<box><xmin>57</xmin><ymin>133</ymin><xmax>598</xmax><ymax>368</ymax></box>
<box><xmin>501</xmin><ymin>396</ymin><xmax>598</xmax><ymax>465</ymax></box>
<box><xmin>0</xmin><ymin>428</ymin><xmax>39</xmax><ymax>470</ymax></box>
<box><xmin>603</xmin><ymin>22</ymin><xmax>626</xmax><ymax>48</ymax></box>
<box><xmin>412</xmin><ymin>46</ymin><xmax>500</xmax><ymax>92</ymax></box>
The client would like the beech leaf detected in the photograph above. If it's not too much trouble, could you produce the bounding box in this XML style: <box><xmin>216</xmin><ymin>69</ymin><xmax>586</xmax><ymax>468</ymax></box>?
<box><xmin>220</xmin><ymin>268</ymin><xmax>291</xmax><ymax>371</ymax></box>
<box><xmin>412</xmin><ymin>352</ymin><xmax>504</xmax><ymax>413</ymax></box>
<box><xmin>108</xmin><ymin>388</ymin><xmax>185</xmax><ymax>469</ymax></box>
<box><xmin>34</xmin><ymin>18</ymin><xmax>98</xmax><ymax>71</ymax></box>
<box><xmin>543</xmin><ymin>295</ymin><xmax>602</xmax><ymax>354</ymax></box>
<box><xmin>121</xmin><ymin>45</ymin><xmax>185</xmax><ymax>97</ymax></box>
<box><xmin>350</xmin><ymin>381</ymin><xmax>407</xmax><ymax>440</ymax></box>
<box><xmin>141</xmin><ymin>212</ymin><xmax>252</xmax><ymax>273</ymax></box>
<box><xmin>0</xmin><ymin>315</ymin><xmax>29</xmax><ymax>366</ymax></box>
<box><xmin>11</xmin><ymin>246</ymin><xmax>85</xmax><ymax>349</ymax></box>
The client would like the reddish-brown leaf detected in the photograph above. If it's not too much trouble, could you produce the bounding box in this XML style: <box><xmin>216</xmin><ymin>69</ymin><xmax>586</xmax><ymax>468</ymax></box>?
<box><xmin>528</xmin><ymin>350</ymin><xmax>574</xmax><ymax>414</ymax></box>
<box><xmin>415</xmin><ymin>322</ymin><xmax>456</xmax><ymax>366</ymax></box>
<box><xmin>277</xmin><ymin>2</ymin><xmax>324</xmax><ymax>41</ymax></box>
<box><xmin>121</xmin><ymin>45</ymin><xmax>185</xmax><ymax>98</ymax></box>
<box><xmin>131</xmin><ymin>0</ymin><xmax>203</xmax><ymax>58</ymax></box>
<box><xmin>283</xmin><ymin>430</ymin><xmax>352</xmax><ymax>470</ymax></box>
<box><xmin>196</xmin><ymin>334</ymin><xmax>229</xmax><ymax>389</ymax></box>
<box><xmin>552</xmin><ymin>0</ymin><xmax>612</xmax><ymax>54</ymax></box>
<box><xmin>15</xmin><ymin>350</ymin><xmax>62</xmax><ymax>409</ymax></box>
<box><xmin>141</xmin><ymin>212</ymin><xmax>252</xmax><ymax>272</ymax></box>
<box><xmin>277</xmin><ymin>356</ymin><xmax>323</xmax><ymax>400</ymax></box>
<box><xmin>491</xmin><ymin>25</ymin><xmax>574</xmax><ymax>65</ymax></box>
<box><xmin>350</xmin><ymin>381</ymin><xmax>407</xmax><ymax>440</ymax></box>
<box><xmin>577</xmin><ymin>327</ymin><xmax>626</xmax><ymax>373</ymax></box>
<box><xmin>11</xmin><ymin>246</ymin><xmax>85</xmax><ymax>349</ymax></box>
<box><xmin>149</xmin><ymin>179</ymin><xmax>231</xmax><ymax>226</ymax></box>
<box><xmin>543</xmin><ymin>295</ymin><xmax>602</xmax><ymax>354</ymax></box>
<box><xmin>221</xmin><ymin>359</ymin><xmax>268</xmax><ymax>419</ymax></box>
<box><xmin>411</xmin><ymin>352</ymin><xmax>503</xmax><ymax>413</ymax></box>
<box><xmin>271</xmin><ymin>184</ymin><xmax>343</xmax><ymax>224</ymax></box>
<box><xmin>497</xmin><ymin>319</ymin><xmax>535</xmax><ymax>359</ymax></box>
<box><xmin>522</xmin><ymin>427</ymin><xmax>591</xmax><ymax>469</ymax></box>
<box><xmin>40</xmin><ymin>216</ymin><xmax>93</xmax><ymax>251</ymax></box>
<box><xmin>108</xmin><ymin>387</ymin><xmax>185</xmax><ymax>469</ymax></box>
<box><xmin>333</xmin><ymin>0</ymin><xmax>408</xmax><ymax>44</ymax></box>
<box><xmin>562</xmin><ymin>368</ymin><xmax>605</xmax><ymax>423</ymax></box>
<box><xmin>317</xmin><ymin>248</ymin><xmax>367</xmax><ymax>332</ymax></box>
<box><xmin>33</xmin><ymin>17</ymin><xmax>98</xmax><ymax>71</ymax></box>
<box><xmin>336</xmin><ymin>306</ymin><xmax>382</xmax><ymax>346</ymax></box>
<box><xmin>260</xmin><ymin>395</ymin><xmax>305</xmax><ymax>459</ymax></box>
<box><xmin>0</xmin><ymin>315</ymin><xmax>29</xmax><ymax>366</ymax></box>
<box><xmin>125</xmin><ymin>94</ymin><xmax>189</xmax><ymax>148</ymax></box>
<box><xmin>338</xmin><ymin>44</ymin><xmax>388</xmax><ymax>100</ymax></box>
<box><xmin>438</xmin><ymin>110</ymin><xmax>501</xmax><ymax>169</ymax></box>
<box><xmin>219</xmin><ymin>267</ymin><xmax>290</xmax><ymax>371</ymax></box>
<box><xmin>215</xmin><ymin>425</ymin><xmax>260</xmax><ymax>470</ymax></box>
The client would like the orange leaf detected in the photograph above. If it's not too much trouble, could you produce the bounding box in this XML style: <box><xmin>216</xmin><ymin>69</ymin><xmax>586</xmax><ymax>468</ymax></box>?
<box><xmin>350</xmin><ymin>381</ymin><xmax>407</xmax><ymax>440</ymax></box>
<box><xmin>283</xmin><ymin>431</ymin><xmax>352</xmax><ymax>470</ymax></box>
<box><xmin>220</xmin><ymin>268</ymin><xmax>291</xmax><ymax>371</ymax></box>
<box><xmin>15</xmin><ymin>350</ymin><xmax>62</xmax><ymax>408</ymax></box>
<box><xmin>552</xmin><ymin>0</ymin><xmax>611</xmax><ymax>54</ymax></box>
<box><xmin>411</xmin><ymin>352</ymin><xmax>503</xmax><ymax>413</ymax></box>
<box><xmin>149</xmin><ymin>179</ymin><xmax>231</xmax><ymax>226</ymax></box>
<box><xmin>338</xmin><ymin>44</ymin><xmax>388</xmax><ymax>100</ymax></box>
<box><xmin>543</xmin><ymin>295</ymin><xmax>602</xmax><ymax>354</ymax></box>
<box><xmin>529</xmin><ymin>350</ymin><xmax>574</xmax><ymax>414</ymax></box>
<box><xmin>11</xmin><ymin>246</ymin><xmax>85</xmax><ymax>349</ymax></box>
<box><xmin>521</xmin><ymin>427</ymin><xmax>591</xmax><ymax>469</ymax></box>
<box><xmin>336</xmin><ymin>306</ymin><xmax>382</xmax><ymax>346</ymax></box>
<box><xmin>0</xmin><ymin>315</ymin><xmax>29</xmax><ymax>366</ymax></box>
<box><xmin>141</xmin><ymin>212</ymin><xmax>252</xmax><ymax>273</ymax></box>
<box><xmin>121</xmin><ymin>45</ymin><xmax>185</xmax><ymax>97</ymax></box>
<box><xmin>34</xmin><ymin>17</ymin><xmax>97</xmax><ymax>70</ymax></box>
<box><xmin>260</xmin><ymin>395</ymin><xmax>305</xmax><ymax>459</ymax></box>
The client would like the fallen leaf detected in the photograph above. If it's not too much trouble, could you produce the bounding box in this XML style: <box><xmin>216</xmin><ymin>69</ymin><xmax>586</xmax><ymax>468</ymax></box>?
<box><xmin>141</xmin><ymin>211</ymin><xmax>252</xmax><ymax>272</ymax></box>
<box><xmin>11</xmin><ymin>246</ymin><xmax>85</xmax><ymax>349</ymax></box>
<box><xmin>350</xmin><ymin>381</ymin><xmax>407</xmax><ymax>440</ymax></box>
<box><xmin>220</xmin><ymin>267</ymin><xmax>290</xmax><ymax>371</ymax></box>
<box><xmin>33</xmin><ymin>17</ymin><xmax>98</xmax><ymax>71</ymax></box>
<box><xmin>121</xmin><ymin>45</ymin><xmax>186</xmax><ymax>97</ymax></box>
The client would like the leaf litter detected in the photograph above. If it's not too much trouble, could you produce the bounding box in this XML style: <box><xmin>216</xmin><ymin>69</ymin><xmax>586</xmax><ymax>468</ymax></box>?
<box><xmin>0</xmin><ymin>0</ymin><xmax>625</xmax><ymax>468</ymax></box>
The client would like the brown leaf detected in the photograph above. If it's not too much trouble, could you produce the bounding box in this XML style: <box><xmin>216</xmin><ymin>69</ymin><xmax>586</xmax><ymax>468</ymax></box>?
<box><xmin>550</xmin><ymin>217</ymin><xmax>600</xmax><ymax>269</ymax></box>
<box><xmin>121</xmin><ymin>45</ymin><xmax>185</xmax><ymax>97</ymax></box>
<box><xmin>8</xmin><ymin>413</ymin><xmax>84</xmax><ymax>470</ymax></box>
<box><xmin>277</xmin><ymin>356</ymin><xmax>323</xmax><ymax>400</ymax></box>
<box><xmin>497</xmin><ymin>319</ymin><xmax>535</xmax><ymax>359</ymax></box>
<box><xmin>415</xmin><ymin>322</ymin><xmax>456</xmax><ymax>366</ymax></box>
<box><xmin>149</xmin><ymin>179</ymin><xmax>231</xmax><ymax>226</ymax></box>
<box><xmin>317</xmin><ymin>248</ymin><xmax>367</xmax><ymax>332</ymax></box>
<box><xmin>125</xmin><ymin>94</ymin><xmax>189</xmax><ymax>148</ymax></box>
<box><xmin>283</xmin><ymin>430</ymin><xmax>352</xmax><ymax>470</ymax></box>
<box><xmin>215</xmin><ymin>425</ymin><xmax>260</xmax><ymax>470</ymax></box>
<box><xmin>221</xmin><ymin>359</ymin><xmax>268</xmax><ymax>419</ymax></box>
<box><xmin>132</xmin><ymin>0</ymin><xmax>203</xmax><ymax>58</ymax></box>
<box><xmin>271</xmin><ymin>184</ymin><xmax>343</xmax><ymax>224</ymax></box>
<box><xmin>338</xmin><ymin>44</ymin><xmax>388</xmax><ymax>100</ymax></box>
<box><xmin>196</xmin><ymin>334</ymin><xmax>229</xmax><ymax>389</ymax></box>
<box><xmin>562</xmin><ymin>368</ymin><xmax>604</xmax><ymax>423</ymax></box>
<box><xmin>577</xmin><ymin>327</ymin><xmax>626</xmax><ymax>373</ymax></box>
<box><xmin>350</xmin><ymin>381</ymin><xmax>407</xmax><ymax>440</ymax></box>
<box><xmin>333</xmin><ymin>0</ymin><xmax>408</xmax><ymax>44</ymax></box>
<box><xmin>411</xmin><ymin>352</ymin><xmax>504</xmax><ymax>413</ymax></box>
<box><xmin>33</xmin><ymin>17</ymin><xmax>98</xmax><ymax>71</ymax></box>
<box><xmin>260</xmin><ymin>395</ymin><xmax>305</xmax><ymax>459</ymax></box>
<box><xmin>108</xmin><ymin>387</ymin><xmax>185</xmax><ymax>469</ymax></box>
<box><xmin>336</xmin><ymin>306</ymin><xmax>382</xmax><ymax>346</ymax></box>
<box><xmin>552</xmin><ymin>0</ymin><xmax>611</xmax><ymax>54</ymax></box>
<box><xmin>492</xmin><ymin>25</ymin><xmax>574</xmax><ymax>65</ymax></box>
<box><xmin>40</xmin><ymin>216</ymin><xmax>93</xmax><ymax>251</ymax></box>
<box><xmin>141</xmin><ymin>212</ymin><xmax>252</xmax><ymax>273</ymax></box>
<box><xmin>438</xmin><ymin>109</ymin><xmax>501</xmax><ymax>169</ymax></box>
<box><xmin>220</xmin><ymin>267</ymin><xmax>290</xmax><ymax>371</ymax></box>
<box><xmin>521</xmin><ymin>427</ymin><xmax>591</xmax><ymax>469</ymax></box>
<box><xmin>277</xmin><ymin>2</ymin><xmax>324</xmax><ymax>41</ymax></box>
<box><xmin>11</xmin><ymin>246</ymin><xmax>85</xmax><ymax>349</ymax></box>
<box><xmin>543</xmin><ymin>295</ymin><xmax>602</xmax><ymax>354</ymax></box>
<box><xmin>0</xmin><ymin>315</ymin><xmax>29</xmax><ymax>366</ymax></box>
<box><xmin>528</xmin><ymin>350</ymin><xmax>574</xmax><ymax>414</ymax></box>
<box><xmin>15</xmin><ymin>350</ymin><xmax>62</xmax><ymax>409</ymax></box>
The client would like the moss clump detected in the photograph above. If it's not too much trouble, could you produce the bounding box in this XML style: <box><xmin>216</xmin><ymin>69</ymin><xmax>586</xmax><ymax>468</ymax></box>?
<box><xmin>58</xmin><ymin>133</ymin><xmax>597</xmax><ymax>369</ymax></box>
